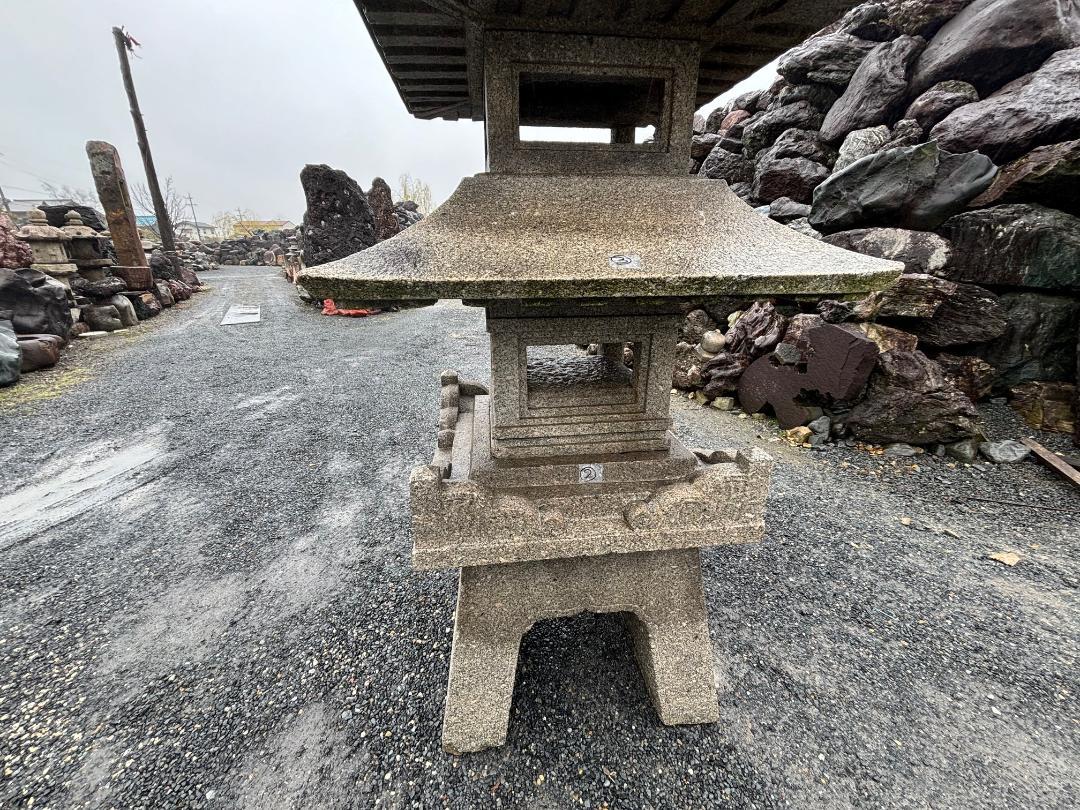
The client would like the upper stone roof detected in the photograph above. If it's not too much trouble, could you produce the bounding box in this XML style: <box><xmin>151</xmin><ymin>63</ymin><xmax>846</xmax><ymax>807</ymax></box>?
<box><xmin>354</xmin><ymin>0</ymin><xmax>864</xmax><ymax>121</ymax></box>
<box><xmin>298</xmin><ymin>174</ymin><xmax>901</xmax><ymax>304</ymax></box>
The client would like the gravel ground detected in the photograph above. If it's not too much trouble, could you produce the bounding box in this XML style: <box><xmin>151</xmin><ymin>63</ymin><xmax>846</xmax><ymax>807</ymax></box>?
<box><xmin>0</xmin><ymin>266</ymin><xmax>1076</xmax><ymax>809</ymax></box>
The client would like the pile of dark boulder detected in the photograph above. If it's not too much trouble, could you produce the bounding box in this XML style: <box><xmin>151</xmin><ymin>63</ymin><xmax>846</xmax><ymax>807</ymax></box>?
<box><xmin>209</xmin><ymin>228</ymin><xmax>298</xmax><ymax>267</ymax></box>
<box><xmin>685</xmin><ymin>0</ymin><xmax>1080</xmax><ymax>451</ymax></box>
<box><xmin>1</xmin><ymin>210</ymin><xmax>201</xmax><ymax>389</ymax></box>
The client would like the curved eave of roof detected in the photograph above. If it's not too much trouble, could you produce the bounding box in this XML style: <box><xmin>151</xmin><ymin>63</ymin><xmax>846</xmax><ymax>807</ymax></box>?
<box><xmin>299</xmin><ymin>174</ymin><xmax>900</xmax><ymax>306</ymax></box>
<box><xmin>354</xmin><ymin>0</ymin><xmax>863</xmax><ymax>122</ymax></box>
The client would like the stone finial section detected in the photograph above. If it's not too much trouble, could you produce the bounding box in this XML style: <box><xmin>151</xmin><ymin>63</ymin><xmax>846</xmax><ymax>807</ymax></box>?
<box><xmin>16</xmin><ymin>210</ymin><xmax>78</xmax><ymax>286</ymax></box>
<box><xmin>441</xmin><ymin>547</ymin><xmax>719</xmax><ymax>754</ymax></box>
<box><xmin>86</xmin><ymin>140</ymin><xmax>148</xmax><ymax>272</ymax></box>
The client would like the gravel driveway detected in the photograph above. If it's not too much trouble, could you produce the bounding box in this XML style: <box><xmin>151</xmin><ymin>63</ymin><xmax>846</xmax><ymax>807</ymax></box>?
<box><xmin>1</xmin><ymin>266</ymin><xmax>1076</xmax><ymax>809</ymax></box>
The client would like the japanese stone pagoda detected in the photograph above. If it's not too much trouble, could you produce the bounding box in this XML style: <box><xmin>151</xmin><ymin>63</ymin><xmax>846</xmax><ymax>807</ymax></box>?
<box><xmin>302</xmin><ymin>0</ymin><xmax>900</xmax><ymax>754</ymax></box>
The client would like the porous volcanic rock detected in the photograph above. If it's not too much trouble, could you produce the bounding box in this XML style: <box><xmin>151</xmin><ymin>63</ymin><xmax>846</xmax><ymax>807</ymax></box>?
<box><xmin>300</xmin><ymin>164</ymin><xmax>376</xmax><ymax>267</ymax></box>
<box><xmin>940</xmin><ymin>204</ymin><xmax>1080</xmax><ymax>291</ymax></box>
<box><xmin>70</xmin><ymin>275</ymin><xmax>127</xmax><ymax>301</ymax></box>
<box><xmin>822</xmin><ymin>228</ymin><xmax>951</xmax><ymax>274</ymax></box>
<box><xmin>368</xmin><ymin>177</ymin><xmax>400</xmax><ymax>243</ymax></box>
<box><xmin>911</xmin><ymin>0</ymin><xmax>1080</xmax><ymax>96</ymax></box>
<box><xmin>820</xmin><ymin>35</ymin><xmax>926</xmax><ymax>144</ymax></box>
<box><xmin>123</xmin><ymin>291</ymin><xmax>162</xmax><ymax>321</ymax></box>
<box><xmin>930</xmin><ymin>48</ymin><xmax>1080</xmax><ymax>163</ymax></box>
<box><xmin>809</xmin><ymin>142</ymin><xmax>997</xmax><ymax>233</ymax></box>
<box><xmin>701</xmin><ymin>302</ymin><xmax>785</xmax><ymax>397</ymax></box>
<box><xmin>777</xmin><ymin>33</ymin><xmax>878</xmax><ymax>87</ymax></box>
<box><xmin>969</xmin><ymin>140</ymin><xmax>1080</xmax><ymax>216</ymax></box>
<box><xmin>978</xmin><ymin>293</ymin><xmax>1080</xmax><ymax>388</ymax></box>
<box><xmin>847</xmin><ymin>350</ymin><xmax>979</xmax><ymax>443</ymax></box>
<box><xmin>904</xmin><ymin>80</ymin><xmax>979</xmax><ymax>131</ymax></box>
<box><xmin>0</xmin><ymin>267</ymin><xmax>72</xmax><ymax>337</ymax></box>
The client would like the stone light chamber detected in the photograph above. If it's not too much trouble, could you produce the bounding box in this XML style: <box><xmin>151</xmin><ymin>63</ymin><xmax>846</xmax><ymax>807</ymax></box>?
<box><xmin>301</xmin><ymin>0</ymin><xmax>900</xmax><ymax>754</ymax></box>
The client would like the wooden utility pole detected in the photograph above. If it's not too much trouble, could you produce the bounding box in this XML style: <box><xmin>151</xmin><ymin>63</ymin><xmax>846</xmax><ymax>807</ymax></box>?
<box><xmin>112</xmin><ymin>26</ymin><xmax>181</xmax><ymax>274</ymax></box>
<box><xmin>185</xmin><ymin>194</ymin><xmax>202</xmax><ymax>241</ymax></box>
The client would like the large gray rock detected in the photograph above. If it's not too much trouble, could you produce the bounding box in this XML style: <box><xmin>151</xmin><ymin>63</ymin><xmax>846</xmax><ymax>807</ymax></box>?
<box><xmin>752</xmin><ymin>157</ymin><xmax>830</xmax><ymax>204</ymax></box>
<box><xmin>698</xmin><ymin>144</ymin><xmax>753</xmax><ymax>184</ymax></box>
<box><xmin>847</xmin><ymin>349</ymin><xmax>979</xmax><ymax>444</ymax></box>
<box><xmin>833</xmin><ymin>125</ymin><xmax>891</xmax><ymax>173</ymax></box>
<box><xmin>822</xmin><ymin>228</ymin><xmax>951</xmax><ymax>274</ymax></box>
<box><xmin>878</xmin><ymin>119</ymin><xmax>925</xmax><ymax>151</ymax></box>
<box><xmin>969</xmin><ymin>140</ymin><xmax>1080</xmax><ymax>216</ymax></box>
<box><xmin>0</xmin><ymin>319</ymin><xmax>19</xmax><ymax>387</ymax></box>
<box><xmin>931</xmin><ymin>48</ymin><xmax>1080</xmax><ymax>163</ymax></box>
<box><xmin>835</xmin><ymin>2</ymin><xmax>897</xmax><ymax>41</ymax></box>
<box><xmin>978</xmin><ymin>293</ymin><xmax>1080</xmax><ymax>388</ymax></box>
<box><xmin>742</xmin><ymin>102</ymin><xmax>825</xmax><ymax>157</ymax></box>
<box><xmin>691</xmin><ymin>133</ymin><xmax>721</xmax><ymax>160</ymax></box>
<box><xmin>777</xmin><ymin>33</ymin><xmax>878</xmax><ymax>87</ymax></box>
<box><xmin>820</xmin><ymin>36</ymin><xmax>926</xmax><ymax>144</ymax></box>
<box><xmin>884</xmin><ymin>0</ymin><xmax>975</xmax><ymax>38</ymax></box>
<box><xmin>0</xmin><ymin>268</ymin><xmax>73</xmax><ymax>338</ymax></box>
<box><xmin>911</xmin><ymin>0</ymin><xmax>1080</xmax><ymax>95</ymax></box>
<box><xmin>108</xmin><ymin>293</ymin><xmax>138</xmax><ymax>327</ymax></box>
<box><xmin>940</xmin><ymin>204</ymin><xmax>1080</xmax><ymax>291</ymax></box>
<box><xmin>774</xmin><ymin>83</ymin><xmax>839</xmax><ymax>112</ymax></box>
<box><xmin>84</xmin><ymin>304</ymin><xmax>124</xmax><ymax>332</ymax></box>
<box><xmin>904</xmin><ymin>283</ymin><xmax>1009</xmax><ymax>348</ymax></box>
<box><xmin>300</xmin><ymin>164</ymin><xmax>376</xmax><ymax>267</ymax></box>
<box><xmin>809</xmin><ymin>142</ymin><xmax>997</xmax><ymax>233</ymax></box>
<box><xmin>769</xmin><ymin>197</ymin><xmax>812</xmax><ymax>223</ymax></box>
<box><xmin>904</xmin><ymin>81</ymin><xmax>980</xmax><ymax>130</ymax></box>
<box><xmin>756</xmin><ymin>128</ymin><xmax>837</xmax><ymax>167</ymax></box>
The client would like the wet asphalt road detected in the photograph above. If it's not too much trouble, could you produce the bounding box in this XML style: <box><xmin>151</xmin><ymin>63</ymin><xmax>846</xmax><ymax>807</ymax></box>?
<box><xmin>0</xmin><ymin>266</ymin><xmax>1076</xmax><ymax>809</ymax></box>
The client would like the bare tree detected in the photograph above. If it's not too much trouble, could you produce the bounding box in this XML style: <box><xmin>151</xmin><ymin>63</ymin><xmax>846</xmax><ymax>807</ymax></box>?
<box><xmin>397</xmin><ymin>173</ymin><xmax>433</xmax><ymax>214</ymax></box>
<box><xmin>40</xmin><ymin>182</ymin><xmax>102</xmax><ymax>211</ymax></box>
<box><xmin>131</xmin><ymin>176</ymin><xmax>186</xmax><ymax>226</ymax></box>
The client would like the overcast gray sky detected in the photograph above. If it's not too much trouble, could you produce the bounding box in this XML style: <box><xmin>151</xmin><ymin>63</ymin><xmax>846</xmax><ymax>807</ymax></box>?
<box><xmin>1</xmin><ymin>1</ymin><xmax>773</xmax><ymax>222</ymax></box>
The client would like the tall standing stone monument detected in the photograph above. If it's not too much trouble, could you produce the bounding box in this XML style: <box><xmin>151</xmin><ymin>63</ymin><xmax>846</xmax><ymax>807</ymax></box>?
<box><xmin>86</xmin><ymin>140</ymin><xmax>152</xmax><ymax>291</ymax></box>
<box><xmin>302</xmin><ymin>0</ymin><xmax>899</xmax><ymax>754</ymax></box>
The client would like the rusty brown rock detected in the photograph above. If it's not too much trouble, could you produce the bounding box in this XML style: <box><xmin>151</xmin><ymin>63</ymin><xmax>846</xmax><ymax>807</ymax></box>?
<box><xmin>86</xmin><ymin>141</ymin><xmax>148</xmax><ymax>272</ymax></box>
<box><xmin>368</xmin><ymin>177</ymin><xmax>401</xmax><ymax>242</ymax></box>
<box><xmin>738</xmin><ymin>324</ymin><xmax>879</xmax><ymax>428</ymax></box>
<box><xmin>1011</xmin><ymin>381</ymin><xmax>1076</xmax><ymax>434</ymax></box>
<box><xmin>936</xmin><ymin>353</ymin><xmax>997</xmax><ymax>401</ymax></box>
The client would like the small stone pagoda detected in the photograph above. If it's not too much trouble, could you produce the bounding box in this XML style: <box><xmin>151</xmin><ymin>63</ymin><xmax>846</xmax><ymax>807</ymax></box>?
<box><xmin>302</xmin><ymin>1</ymin><xmax>900</xmax><ymax>754</ymax></box>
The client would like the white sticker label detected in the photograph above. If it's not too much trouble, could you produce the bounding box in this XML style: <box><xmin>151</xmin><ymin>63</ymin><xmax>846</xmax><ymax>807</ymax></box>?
<box><xmin>578</xmin><ymin>463</ymin><xmax>603</xmax><ymax>483</ymax></box>
<box><xmin>609</xmin><ymin>253</ymin><xmax>641</xmax><ymax>270</ymax></box>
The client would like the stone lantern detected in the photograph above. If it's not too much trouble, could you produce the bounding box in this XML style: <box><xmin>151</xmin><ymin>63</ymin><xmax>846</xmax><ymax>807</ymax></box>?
<box><xmin>61</xmin><ymin>210</ymin><xmax>112</xmax><ymax>282</ymax></box>
<box><xmin>16</xmin><ymin>209</ymin><xmax>78</xmax><ymax>287</ymax></box>
<box><xmin>302</xmin><ymin>1</ymin><xmax>899</xmax><ymax>754</ymax></box>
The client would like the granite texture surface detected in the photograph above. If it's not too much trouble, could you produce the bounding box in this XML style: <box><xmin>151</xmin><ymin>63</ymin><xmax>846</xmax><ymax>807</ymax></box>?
<box><xmin>409</xmin><ymin>395</ymin><xmax>772</xmax><ymax>570</ymax></box>
<box><xmin>299</xmin><ymin>174</ymin><xmax>902</xmax><ymax>305</ymax></box>
<box><xmin>442</xmin><ymin>547</ymin><xmax>720</xmax><ymax>753</ymax></box>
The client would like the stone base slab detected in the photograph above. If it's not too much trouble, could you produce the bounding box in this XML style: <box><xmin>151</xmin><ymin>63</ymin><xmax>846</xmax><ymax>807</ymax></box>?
<box><xmin>442</xmin><ymin>547</ymin><xmax>720</xmax><ymax>754</ymax></box>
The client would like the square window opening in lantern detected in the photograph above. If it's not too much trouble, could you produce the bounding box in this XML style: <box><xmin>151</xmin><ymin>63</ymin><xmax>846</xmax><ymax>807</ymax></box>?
<box><xmin>525</xmin><ymin>343</ymin><xmax>641</xmax><ymax>410</ymax></box>
<box><xmin>517</xmin><ymin>72</ymin><xmax>665</xmax><ymax>147</ymax></box>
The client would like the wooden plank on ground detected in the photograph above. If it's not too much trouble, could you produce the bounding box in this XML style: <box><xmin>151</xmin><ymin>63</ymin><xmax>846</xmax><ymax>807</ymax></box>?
<box><xmin>1021</xmin><ymin>438</ymin><xmax>1080</xmax><ymax>489</ymax></box>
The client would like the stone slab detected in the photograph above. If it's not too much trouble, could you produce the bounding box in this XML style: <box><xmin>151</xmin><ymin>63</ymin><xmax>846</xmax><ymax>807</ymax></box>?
<box><xmin>442</xmin><ymin>546</ymin><xmax>719</xmax><ymax>753</ymax></box>
<box><xmin>298</xmin><ymin>175</ymin><xmax>902</xmax><ymax>306</ymax></box>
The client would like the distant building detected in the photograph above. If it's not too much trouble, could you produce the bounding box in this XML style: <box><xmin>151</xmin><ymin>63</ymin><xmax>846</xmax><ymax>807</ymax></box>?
<box><xmin>231</xmin><ymin>220</ymin><xmax>296</xmax><ymax>237</ymax></box>
<box><xmin>135</xmin><ymin>214</ymin><xmax>160</xmax><ymax>240</ymax></box>
<box><xmin>176</xmin><ymin>220</ymin><xmax>219</xmax><ymax>241</ymax></box>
